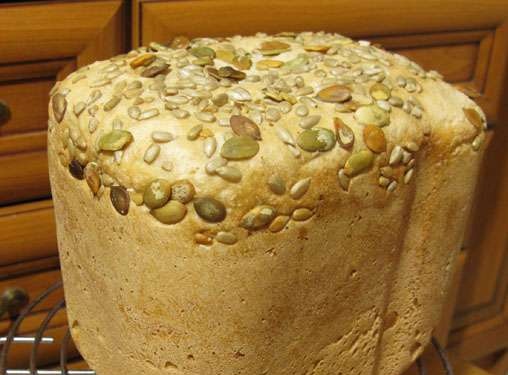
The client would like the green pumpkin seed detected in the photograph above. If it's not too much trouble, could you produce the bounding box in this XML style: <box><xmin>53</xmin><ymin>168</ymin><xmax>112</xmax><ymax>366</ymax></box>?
<box><xmin>268</xmin><ymin>175</ymin><xmax>286</xmax><ymax>195</ymax></box>
<box><xmin>269</xmin><ymin>215</ymin><xmax>290</xmax><ymax>232</ymax></box>
<box><xmin>110</xmin><ymin>186</ymin><xmax>129</xmax><ymax>215</ymax></box>
<box><xmin>171</xmin><ymin>180</ymin><xmax>195</xmax><ymax>204</ymax></box>
<box><xmin>68</xmin><ymin>160</ymin><xmax>84</xmax><ymax>180</ymax></box>
<box><xmin>143</xmin><ymin>179</ymin><xmax>172</xmax><ymax>209</ymax></box>
<box><xmin>220</xmin><ymin>135</ymin><xmax>259</xmax><ymax>160</ymax></box>
<box><xmin>151</xmin><ymin>200</ymin><xmax>187</xmax><ymax>224</ymax></box>
<box><xmin>344</xmin><ymin>150</ymin><xmax>374</xmax><ymax>176</ymax></box>
<box><xmin>216</xmin><ymin>231</ymin><xmax>238</xmax><ymax>245</ymax></box>
<box><xmin>292</xmin><ymin>208</ymin><xmax>314</xmax><ymax>221</ymax></box>
<box><xmin>190</xmin><ymin>46</ymin><xmax>216</xmax><ymax>59</ymax></box>
<box><xmin>241</xmin><ymin>205</ymin><xmax>277</xmax><ymax>230</ymax></box>
<box><xmin>296</xmin><ymin>127</ymin><xmax>335</xmax><ymax>152</ymax></box>
<box><xmin>52</xmin><ymin>94</ymin><xmax>67</xmax><ymax>123</ymax></box>
<box><xmin>98</xmin><ymin>130</ymin><xmax>133</xmax><ymax>151</ymax></box>
<box><xmin>354</xmin><ymin>105</ymin><xmax>390</xmax><ymax>127</ymax></box>
<box><xmin>194</xmin><ymin>197</ymin><xmax>226</xmax><ymax>222</ymax></box>
<box><xmin>369</xmin><ymin>83</ymin><xmax>391</xmax><ymax>100</ymax></box>
<box><xmin>216</xmin><ymin>166</ymin><xmax>242</xmax><ymax>182</ymax></box>
<box><xmin>316</xmin><ymin>85</ymin><xmax>351</xmax><ymax>103</ymax></box>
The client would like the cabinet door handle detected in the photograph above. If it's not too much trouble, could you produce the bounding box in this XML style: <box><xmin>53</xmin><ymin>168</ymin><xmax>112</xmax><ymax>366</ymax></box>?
<box><xmin>0</xmin><ymin>287</ymin><xmax>29</xmax><ymax>318</ymax></box>
<box><xmin>0</xmin><ymin>100</ymin><xmax>11</xmax><ymax>127</ymax></box>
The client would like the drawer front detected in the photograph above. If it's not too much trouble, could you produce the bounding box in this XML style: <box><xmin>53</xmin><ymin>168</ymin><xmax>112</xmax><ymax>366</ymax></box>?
<box><xmin>134</xmin><ymin>0</ymin><xmax>508</xmax><ymax>124</ymax></box>
<box><xmin>0</xmin><ymin>0</ymin><xmax>125</xmax><ymax>206</ymax></box>
<box><xmin>0</xmin><ymin>200</ymin><xmax>57</xmax><ymax>267</ymax></box>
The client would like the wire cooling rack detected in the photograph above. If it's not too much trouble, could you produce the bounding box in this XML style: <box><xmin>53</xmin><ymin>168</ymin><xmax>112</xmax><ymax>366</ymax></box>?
<box><xmin>0</xmin><ymin>282</ymin><xmax>454</xmax><ymax>375</ymax></box>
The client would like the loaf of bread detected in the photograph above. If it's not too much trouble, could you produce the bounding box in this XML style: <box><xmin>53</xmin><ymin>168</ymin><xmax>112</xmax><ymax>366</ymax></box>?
<box><xmin>48</xmin><ymin>32</ymin><xmax>486</xmax><ymax>375</ymax></box>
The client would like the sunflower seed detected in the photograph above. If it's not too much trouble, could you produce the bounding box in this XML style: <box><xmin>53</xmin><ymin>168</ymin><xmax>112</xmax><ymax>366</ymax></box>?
<box><xmin>220</xmin><ymin>135</ymin><xmax>259</xmax><ymax>160</ymax></box>
<box><xmin>84</xmin><ymin>163</ymin><xmax>101</xmax><ymax>195</ymax></box>
<box><xmin>194</xmin><ymin>111</ymin><xmax>215</xmax><ymax>123</ymax></box>
<box><xmin>378</xmin><ymin>176</ymin><xmax>390</xmax><ymax>187</ymax></box>
<box><xmin>363</xmin><ymin>125</ymin><xmax>386</xmax><ymax>153</ymax></box>
<box><xmin>170</xmin><ymin>180</ymin><xmax>195</xmax><ymax>204</ymax></box>
<box><xmin>151</xmin><ymin>200</ymin><xmax>187</xmax><ymax>224</ymax></box>
<box><xmin>139</xmin><ymin>108</ymin><xmax>160</xmax><ymax>120</ymax></box>
<box><xmin>275</xmin><ymin>127</ymin><xmax>296</xmax><ymax>146</ymax></box>
<box><xmin>387</xmin><ymin>180</ymin><xmax>398</xmax><ymax>192</ymax></box>
<box><xmin>73</xmin><ymin>102</ymin><xmax>86</xmax><ymax>117</ymax></box>
<box><xmin>144</xmin><ymin>143</ymin><xmax>161</xmax><ymax>164</ymax></box>
<box><xmin>292</xmin><ymin>208</ymin><xmax>314</xmax><ymax>221</ymax></box>
<box><xmin>404</xmin><ymin>168</ymin><xmax>415</xmax><ymax>184</ymax></box>
<box><xmin>354</xmin><ymin>105</ymin><xmax>390</xmax><ymax>127</ymax></box>
<box><xmin>88</xmin><ymin>118</ymin><xmax>99</xmax><ymax>133</ymax></box>
<box><xmin>299</xmin><ymin>114</ymin><xmax>321</xmax><ymax>129</ymax></box>
<box><xmin>113</xmin><ymin>150</ymin><xmax>123</xmax><ymax>164</ymax></box>
<box><xmin>265</xmin><ymin>108</ymin><xmax>281</xmax><ymax>122</ymax></box>
<box><xmin>290</xmin><ymin>177</ymin><xmax>311</xmax><ymax>199</ymax></box>
<box><xmin>396</xmin><ymin>76</ymin><xmax>407</xmax><ymax>87</ymax></box>
<box><xmin>110</xmin><ymin>186</ymin><xmax>130</xmax><ymax>215</ymax></box>
<box><xmin>241</xmin><ymin>205</ymin><xmax>277</xmax><ymax>230</ymax></box>
<box><xmin>376</xmin><ymin>100</ymin><xmax>391</xmax><ymax>112</ymax></box>
<box><xmin>170</xmin><ymin>109</ymin><xmax>189</xmax><ymax>119</ymax></box>
<box><xmin>389</xmin><ymin>146</ymin><xmax>403</xmax><ymax>165</ymax></box>
<box><xmin>228</xmin><ymin>87</ymin><xmax>251</xmax><ymax>101</ymax></box>
<box><xmin>52</xmin><ymin>94</ymin><xmax>67</xmax><ymax>123</ymax></box>
<box><xmin>104</xmin><ymin>96</ymin><xmax>121</xmax><ymax>111</ymax></box>
<box><xmin>216</xmin><ymin>165</ymin><xmax>242</xmax><ymax>182</ymax></box>
<box><xmin>269</xmin><ymin>215</ymin><xmax>290</xmax><ymax>232</ymax></box>
<box><xmin>194</xmin><ymin>197</ymin><xmax>227</xmax><ymax>222</ymax></box>
<box><xmin>187</xmin><ymin>124</ymin><xmax>203</xmax><ymax>140</ymax></box>
<box><xmin>295</xmin><ymin>104</ymin><xmax>309</xmax><ymax>117</ymax></box>
<box><xmin>268</xmin><ymin>175</ymin><xmax>286</xmax><ymax>195</ymax></box>
<box><xmin>89</xmin><ymin>78</ymin><xmax>110</xmax><ymax>88</ymax></box>
<box><xmin>297</xmin><ymin>127</ymin><xmax>335</xmax><ymax>152</ymax></box>
<box><xmin>337</xmin><ymin>169</ymin><xmax>350</xmax><ymax>191</ymax></box>
<box><xmin>203</xmin><ymin>137</ymin><xmax>217</xmax><ymax>158</ymax></box>
<box><xmin>344</xmin><ymin>150</ymin><xmax>374</xmax><ymax>176</ymax></box>
<box><xmin>215</xmin><ymin>231</ymin><xmax>237</xmax><ymax>245</ymax></box>
<box><xmin>127</xmin><ymin>106</ymin><xmax>141</xmax><ymax>120</ymax></box>
<box><xmin>143</xmin><ymin>179</ymin><xmax>172</xmax><ymax>209</ymax></box>
<box><xmin>98</xmin><ymin>130</ymin><xmax>133</xmax><ymax>151</ymax></box>
<box><xmin>151</xmin><ymin>131</ymin><xmax>174</xmax><ymax>143</ymax></box>
<box><xmin>389</xmin><ymin>96</ymin><xmax>403</xmax><ymax>107</ymax></box>
<box><xmin>472</xmin><ymin>133</ymin><xmax>484</xmax><ymax>150</ymax></box>
<box><xmin>463</xmin><ymin>107</ymin><xmax>484</xmax><ymax>130</ymax></box>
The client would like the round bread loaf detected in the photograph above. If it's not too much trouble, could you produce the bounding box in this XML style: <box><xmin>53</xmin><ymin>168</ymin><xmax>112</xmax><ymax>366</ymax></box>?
<box><xmin>48</xmin><ymin>31</ymin><xmax>486</xmax><ymax>375</ymax></box>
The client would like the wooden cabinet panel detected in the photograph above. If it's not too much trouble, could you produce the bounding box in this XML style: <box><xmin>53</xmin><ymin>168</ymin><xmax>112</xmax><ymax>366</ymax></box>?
<box><xmin>0</xmin><ymin>0</ymin><xmax>126</xmax><ymax>206</ymax></box>
<box><xmin>0</xmin><ymin>200</ymin><xmax>56</xmax><ymax>268</ymax></box>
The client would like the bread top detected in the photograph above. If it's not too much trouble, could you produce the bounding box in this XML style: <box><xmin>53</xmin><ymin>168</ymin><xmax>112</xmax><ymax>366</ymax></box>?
<box><xmin>48</xmin><ymin>31</ymin><xmax>486</xmax><ymax>245</ymax></box>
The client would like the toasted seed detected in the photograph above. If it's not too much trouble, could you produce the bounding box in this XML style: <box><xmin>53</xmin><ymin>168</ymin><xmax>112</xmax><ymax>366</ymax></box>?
<box><xmin>141</xmin><ymin>64</ymin><xmax>169</xmax><ymax>78</ymax></box>
<box><xmin>334</xmin><ymin>117</ymin><xmax>355</xmax><ymax>148</ymax></box>
<box><xmin>221</xmin><ymin>135</ymin><xmax>259</xmax><ymax>160</ymax></box>
<box><xmin>337</xmin><ymin>169</ymin><xmax>350</xmax><ymax>191</ymax></box>
<box><xmin>143</xmin><ymin>179</ymin><xmax>172</xmax><ymax>209</ymax></box>
<box><xmin>290</xmin><ymin>177</ymin><xmax>311</xmax><ymax>199</ymax></box>
<box><xmin>216</xmin><ymin>166</ymin><xmax>242</xmax><ymax>182</ymax></box>
<box><xmin>363</xmin><ymin>125</ymin><xmax>386</xmax><ymax>153</ymax></box>
<box><xmin>316</xmin><ymin>85</ymin><xmax>351</xmax><ymax>103</ymax></box>
<box><xmin>354</xmin><ymin>105</ymin><xmax>390</xmax><ymax>127</ymax></box>
<box><xmin>276</xmin><ymin>127</ymin><xmax>296</xmax><ymax>146</ymax></box>
<box><xmin>404</xmin><ymin>168</ymin><xmax>415</xmax><ymax>184</ymax></box>
<box><xmin>256</xmin><ymin>59</ymin><xmax>284</xmax><ymax>70</ymax></box>
<box><xmin>296</xmin><ymin>127</ymin><xmax>335</xmax><ymax>152</ymax></box>
<box><xmin>268</xmin><ymin>175</ymin><xmax>286</xmax><ymax>195</ymax></box>
<box><xmin>98</xmin><ymin>130</ymin><xmax>133</xmax><ymax>151</ymax></box>
<box><xmin>212</xmin><ymin>93</ymin><xmax>229</xmax><ymax>107</ymax></box>
<box><xmin>110</xmin><ymin>186</ymin><xmax>130</xmax><ymax>215</ymax></box>
<box><xmin>241</xmin><ymin>205</ymin><xmax>277</xmax><ymax>230</ymax></box>
<box><xmin>230</xmin><ymin>115</ymin><xmax>261</xmax><ymax>140</ymax></box>
<box><xmin>463</xmin><ymin>107</ymin><xmax>484</xmax><ymax>130</ymax></box>
<box><xmin>194</xmin><ymin>197</ymin><xmax>227</xmax><ymax>222</ymax></box>
<box><xmin>68</xmin><ymin>160</ymin><xmax>84</xmax><ymax>180</ymax></box>
<box><xmin>259</xmin><ymin>41</ymin><xmax>290</xmax><ymax>56</ymax></box>
<box><xmin>216</xmin><ymin>231</ymin><xmax>238</xmax><ymax>245</ymax></box>
<box><xmin>187</xmin><ymin>124</ymin><xmax>203</xmax><ymax>140</ymax></box>
<box><xmin>52</xmin><ymin>94</ymin><xmax>67</xmax><ymax>123</ymax></box>
<box><xmin>195</xmin><ymin>232</ymin><xmax>213</xmax><ymax>245</ymax></box>
<box><xmin>203</xmin><ymin>137</ymin><xmax>217</xmax><ymax>158</ymax></box>
<box><xmin>73</xmin><ymin>102</ymin><xmax>86</xmax><ymax>117</ymax></box>
<box><xmin>151</xmin><ymin>131</ymin><xmax>174</xmax><ymax>143</ymax></box>
<box><xmin>144</xmin><ymin>143</ymin><xmax>161</xmax><ymax>164</ymax></box>
<box><xmin>299</xmin><ymin>115</ymin><xmax>321</xmax><ymax>129</ymax></box>
<box><xmin>295</xmin><ymin>104</ymin><xmax>309</xmax><ymax>117</ymax></box>
<box><xmin>344</xmin><ymin>150</ymin><xmax>374</xmax><ymax>176</ymax></box>
<box><xmin>130</xmin><ymin>54</ymin><xmax>156</xmax><ymax>68</ymax></box>
<box><xmin>171</xmin><ymin>180</ymin><xmax>195</xmax><ymax>203</ymax></box>
<box><xmin>84</xmin><ymin>163</ymin><xmax>101</xmax><ymax>194</ymax></box>
<box><xmin>370</xmin><ymin>83</ymin><xmax>391</xmax><ymax>100</ymax></box>
<box><xmin>389</xmin><ymin>145</ymin><xmax>403</xmax><ymax>165</ymax></box>
<box><xmin>228</xmin><ymin>87</ymin><xmax>251</xmax><ymax>101</ymax></box>
<box><xmin>104</xmin><ymin>96</ymin><xmax>121</xmax><ymax>111</ymax></box>
<box><xmin>269</xmin><ymin>215</ymin><xmax>290</xmax><ymax>232</ymax></box>
<box><xmin>89</xmin><ymin>78</ymin><xmax>110</xmax><ymax>88</ymax></box>
<box><xmin>292</xmin><ymin>208</ymin><xmax>314</xmax><ymax>221</ymax></box>
<box><xmin>151</xmin><ymin>200</ymin><xmax>187</xmax><ymax>224</ymax></box>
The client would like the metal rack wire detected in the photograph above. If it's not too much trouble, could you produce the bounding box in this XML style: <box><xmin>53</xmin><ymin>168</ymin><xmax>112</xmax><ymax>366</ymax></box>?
<box><xmin>0</xmin><ymin>282</ymin><xmax>454</xmax><ymax>375</ymax></box>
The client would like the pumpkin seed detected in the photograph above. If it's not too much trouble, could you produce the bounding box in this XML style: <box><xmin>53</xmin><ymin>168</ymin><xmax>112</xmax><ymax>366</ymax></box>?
<box><xmin>151</xmin><ymin>131</ymin><xmax>174</xmax><ymax>143</ymax></box>
<box><xmin>104</xmin><ymin>96</ymin><xmax>121</xmax><ymax>111</ymax></box>
<box><xmin>292</xmin><ymin>208</ymin><xmax>314</xmax><ymax>221</ymax></box>
<box><xmin>110</xmin><ymin>186</ymin><xmax>129</xmax><ymax>215</ymax></box>
<box><xmin>233</xmin><ymin>55</ymin><xmax>252</xmax><ymax>70</ymax></box>
<box><xmin>151</xmin><ymin>200</ymin><xmax>187</xmax><ymax>224</ymax></box>
<box><xmin>296</xmin><ymin>127</ymin><xmax>335</xmax><ymax>152</ymax></box>
<box><xmin>290</xmin><ymin>177</ymin><xmax>311</xmax><ymax>199</ymax></box>
<box><xmin>334</xmin><ymin>117</ymin><xmax>355</xmax><ymax>148</ymax></box>
<box><xmin>218</xmin><ymin>66</ymin><xmax>246</xmax><ymax>81</ymax></box>
<box><xmin>84</xmin><ymin>163</ymin><xmax>101</xmax><ymax>195</ymax></box>
<box><xmin>269</xmin><ymin>215</ymin><xmax>290</xmax><ymax>232</ymax></box>
<box><xmin>241</xmin><ymin>205</ymin><xmax>277</xmax><ymax>230</ymax></box>
<box><xmin>216</xmin><ymin>231</ymin><xmax>238</xmax><ymax>245</ymax></box>
<box><xmin>141</xmin><ymin>64</ymin><xmax>169</xmax><ymax>78</ymax></box>
<box><xmin>187</xmin><ymin>124</ymin><xmax>203</xmax><ymax>140</ymax></box>
<box><xmin>463</xmin><ymin>107</ymin><xmax>484</xmax><ymax>130</ymax></box>
<box><xmin>203</xmin><ymin>137</ymin><xmax>217</xmax><ymax>158</ymax></box>
<box><xmin>259</xmin><ymin>41</ymin><xmax>290</xmax><ymax>56</ymax></box>
<box><xmin>299</xmin><ymin>115</ymin><xmax>321</xmax><ymax>129</ymax></box>
<box><xmin>171</xmin><ymin>180</ymin><xmax>195</xmax><ymax>203</ymax></box>
<box><xmin>369</xmin><ymin>83</ymin><xmax>391</xmax><ymax>100</ymax></box>
<box><xmin>215</xmin><ymin>49</ymin><xmax>235</xmax><ymax>64</ymax></box>
<box><xmin>216</xmin><ymin>165</ymin><xmax>242</xmax><ymax>182</ymax></box>
<box><xmin>212</xmin><ymin>93</ymin><xmax>229</xmax><ymax>107</ymax></box>
<box><xmin>98</xmin><ymin>130</ymin><xmax>133</xmax><ymax>151</ymax></box>
<box><xmin>354</xmin><ymin>105</ymin><xmax>390</xmax><ymax>127</ymax></box>
<box><xmin>304</xmin><ymin>44</ymin><xmax>330</xmax><ymax>53</ymax></box>
<box><xmin>230</xmin><ymin>115</ymin><xmax>261</xmax><ymax>140</ymax></box>
<box><xmin>363</xmin><ymin>125</ymin><xmax>386</xmax><ymax>153</ymax></box>
<box><xmin>337</xmin><ymin>169</ymin><xmax>350</xmax><ymax>191</ymax></box>
<box><xmin>170</xmin><ymin>36</ymin><xmax>190</xmax><ymax>49</ymax></box>
<box><xmin>143</xmin><ymin>179</ymin><xmax>172</xmax><ymax>209</ymax></box>
<box><xmin>52</xmin><ymin>94</ymin><xmax>67</xmax><ymax>123</ymax></box>
<box><xmin>268</xmin><ymin>175</ymin><xmax>286</xmax><ymax>195</ymax></box>
<box><xmin>194</xmin><ymin>197</ymin><xmax>227</xmax><ymax>222</ymax></box>
<box><xmin>68</xmin><ymin>160</ymin><xmax>84</xmax><ymax>180</ymax></box>
<box><xmin>316</xmin><ymin>85</ymin><xmax>351</xmax><ymax>103</ymax></box>
<box><xmin>256</xmin><ymin>59</ymin><xmax>284</xmax><ymax>70</ymax></box>
<box><xmin>144</xmin><ymin>143</ymin><xmax>160</xmax><ymax>164</ymax></box>
<box><xmin>220</xmin><ymin>135</ymin><xmax>259</xmax><ymax>160</ymax></box>
<box><xmin>190</xmin><ymin>46</ymin><xmax>216</xmax><ymax>59</ymax></box>
<box><xmin>344</xmin><ymin>150</ymin><xmax>374</xmax><ymax>176</ymax></box>
<box><xmin>130</xmin><ymin>54</ymin><xmax>156</xmax><ymax>69</ymax></box>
